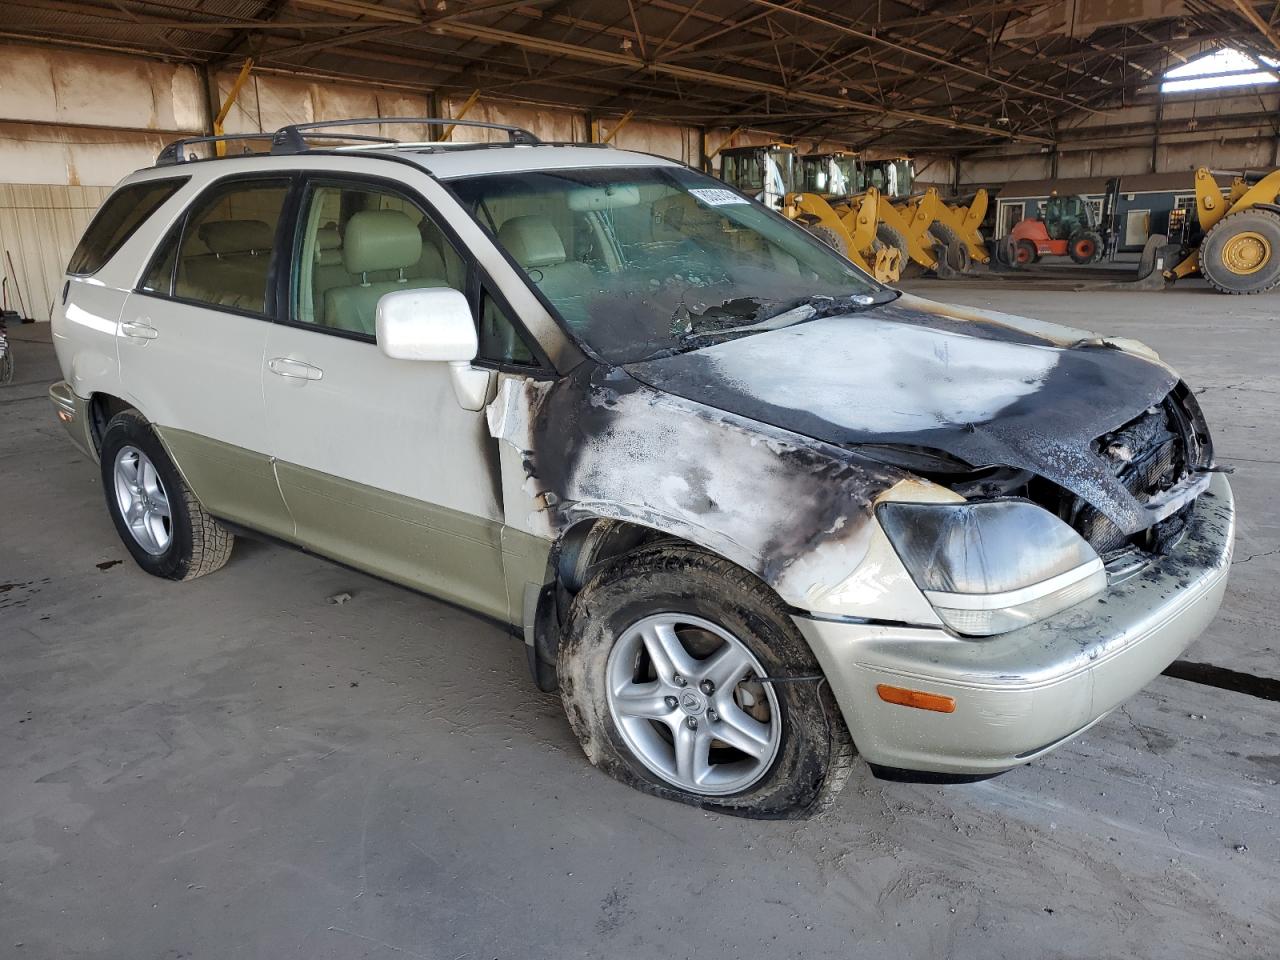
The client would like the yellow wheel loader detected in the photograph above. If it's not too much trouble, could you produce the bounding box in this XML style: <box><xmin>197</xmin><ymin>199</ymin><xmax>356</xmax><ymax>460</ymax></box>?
<box><xmin>1169</xmin><ymin>166</ymin><xmax>1280</xmax><ymax>294</ymax></box>
<box><xmin>784</xmin><ymin>188</ymin><xmax>902</xmax><ymax>283</ymax></box>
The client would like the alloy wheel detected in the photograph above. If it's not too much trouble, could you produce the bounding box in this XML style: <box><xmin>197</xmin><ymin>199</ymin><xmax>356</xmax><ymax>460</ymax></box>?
<box><xmin>605</xmin><ymin>613</ymin><xmax>781</xmax><ymax>796</ymax></box>
<box><xmin>113</xmin><ymin>445</ymin><xmax>172</xmax><ymax>556</ymax></box>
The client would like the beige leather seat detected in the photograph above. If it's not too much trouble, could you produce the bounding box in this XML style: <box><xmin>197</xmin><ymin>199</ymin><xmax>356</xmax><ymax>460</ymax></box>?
<box><xmin>179</xmin><ymin>219</ymin><xmax>274</xmax><ymax>311</ymax></box>
<box><xmin>312</xmin><ymin>225</ymin><xmax>352</xmax><ymax>302</ymax></box>
<box><xmin>497</xmin><ymin>216</ymin><xmax>594</xmax><ymax>325</ymax></box>
<box><xmin>323</xmin><ymin>210</ymin><xmax>448</xmax><ymax>336</ymax></box>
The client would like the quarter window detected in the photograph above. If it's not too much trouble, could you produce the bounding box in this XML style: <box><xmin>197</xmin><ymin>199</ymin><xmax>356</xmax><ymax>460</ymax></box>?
<box><xmin>139</xmin><ymin>224</ymin><xmax>179</xmax><ymax>295</ymax></box>
<box><xmin>173</xmin><ymin>179</ymin><xmax>289</xmax><ymax>316</ymax></box>
<box><xmin>293</xmin><ymin>181</ymin><xmax>466</xmax><ymax>337</ymax></box>
<box><xmin>66</xmin><ymin>178</ymin><xmax>187</xmax><ymax>276</ymax></box>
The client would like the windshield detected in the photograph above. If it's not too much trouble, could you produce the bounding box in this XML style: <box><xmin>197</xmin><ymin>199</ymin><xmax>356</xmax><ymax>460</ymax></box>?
<box><xmin>449</xmin><ymin>165</ymin><xmax>881</xmax><ymax>364</ymax></box>
<box><xmin>801</xmin><ymin>156</ymin><xmax>855</xmax><ymax>197</ymax></box>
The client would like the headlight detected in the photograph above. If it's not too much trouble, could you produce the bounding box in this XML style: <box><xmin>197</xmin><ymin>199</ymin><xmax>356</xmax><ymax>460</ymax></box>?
<box><xmin>876</xmin><ymin>499</ymin><xmax>1106</xmax><ymax>636</ymax></box>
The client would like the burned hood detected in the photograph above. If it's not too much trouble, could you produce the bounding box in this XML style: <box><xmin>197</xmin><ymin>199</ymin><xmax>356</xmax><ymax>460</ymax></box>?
<box><xmin>624</xmin><ymin>296</ymin><xmax>1180</xmax><ymax>534</ymax></box>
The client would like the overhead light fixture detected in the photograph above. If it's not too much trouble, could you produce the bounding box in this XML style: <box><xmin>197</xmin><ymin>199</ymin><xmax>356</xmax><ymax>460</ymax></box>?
<box><xmin>620</xmin><ymin>37</ymin><xmax>633</xmax><ymax>51</ymax></box>
<box><xmin>1172</xmin><ymin>19</ymin><xmax>1190</xmax><ymax>40</ymax></box>
<box><xmin>839</xmin><ymin>86</ymin><xmax>849</xmax><ymax>95</ymax></box>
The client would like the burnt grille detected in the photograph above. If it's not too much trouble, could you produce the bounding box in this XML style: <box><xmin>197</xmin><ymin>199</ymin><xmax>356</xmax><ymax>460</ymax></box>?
<box><xmin>1063</xmin><ymin>387</ymin><xmax>1209</xmax><ymax>557</ymax></box>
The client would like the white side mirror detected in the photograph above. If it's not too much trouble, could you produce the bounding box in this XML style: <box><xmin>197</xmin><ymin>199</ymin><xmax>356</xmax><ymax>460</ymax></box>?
<box><xmin>375</xmin><ymin>287</ymin><xmax>477</xmax><ymax>362</ymax></box>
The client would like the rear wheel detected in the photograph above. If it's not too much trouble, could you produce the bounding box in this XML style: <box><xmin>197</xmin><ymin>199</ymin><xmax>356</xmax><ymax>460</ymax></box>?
<box><xmin>1069</xmin><ymin>230</ymin><xmax>1102</xmax><ymax>264</ymax></box>
<box><xmin>99</xmin><ymin>410</ymin><xmax>234</xmax><ymax>580</ymax></box>
<box><xmin>1200</xmin><ymin>208</ymin><xmax>1280</xmax><ymax>294</ymax></box>
<box><xmin>558</xmin><ymin>544</ymin><xmax>854</xmax><ymax>819</ymax></box>
<box><xmin>1015</xmin><ymin>238</ymin><xmax>1039</xmax><ymax>265</ymax></box>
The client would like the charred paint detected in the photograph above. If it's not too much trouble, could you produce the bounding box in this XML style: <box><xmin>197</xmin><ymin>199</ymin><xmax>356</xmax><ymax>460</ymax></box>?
<box><xmin>625</xmin><ymin>296</ymin><xmax>1183</xmax><ymax>535</ymax></box>
<box><xmin>486</xmin><ymin>361</ymin><xmax>913</xmax><ymax>606</ymax></box>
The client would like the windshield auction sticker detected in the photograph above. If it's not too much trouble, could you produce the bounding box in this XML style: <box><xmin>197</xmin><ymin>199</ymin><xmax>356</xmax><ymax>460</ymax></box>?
<box><xmin>688</xmin><ymin>188</ymin><xmax>750</xmax><ymax>206</ymax></box>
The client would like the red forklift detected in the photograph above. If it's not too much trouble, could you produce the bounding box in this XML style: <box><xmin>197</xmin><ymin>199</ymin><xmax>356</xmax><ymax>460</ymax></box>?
<box><xmin>1007</xmin><ymin>178</ymin><xmax>1119</xmax><ymax>265</ymax></box>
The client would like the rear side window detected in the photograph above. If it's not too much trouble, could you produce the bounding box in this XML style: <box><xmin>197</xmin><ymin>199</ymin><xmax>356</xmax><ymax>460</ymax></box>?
<box><xmin>173</xmin><ymin>179</ymin><xmax>290</xmax><ymax>317</ymax></box>
<box><xmin>66</xmin><ymin>178</ymin><xmax>187</xmax><ymax>276</ymax></box>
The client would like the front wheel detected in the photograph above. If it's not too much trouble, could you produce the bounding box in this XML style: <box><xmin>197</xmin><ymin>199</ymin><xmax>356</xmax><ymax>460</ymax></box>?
<box><xmin>558</xmin><ymin>544</ymin><xmax>855</xmax><ymax>818</ymax></box>
<box><xmin>1069</xmin><ymin>230</ymin><xmax>1102</xmax><ymax>264</ymax></box>
<box><xmin>99</xmin><ymin>410</ymin><xmax>234</xmax><ymax>580</ymax></box>
<box><xmin>1199</xmin><ymin>208</ymin><xmax>1280</xmax><ymax>294</ymax></box>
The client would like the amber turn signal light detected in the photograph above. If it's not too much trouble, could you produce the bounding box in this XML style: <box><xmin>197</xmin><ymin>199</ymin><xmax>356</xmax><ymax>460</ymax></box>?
<box><xmin>876</xmin><ymin>684</ymin><xmax>956</xmax><ymax>713</ymax></box>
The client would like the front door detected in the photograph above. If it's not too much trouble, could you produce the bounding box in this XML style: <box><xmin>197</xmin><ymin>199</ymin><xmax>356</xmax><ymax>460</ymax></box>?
<box><xmin>116</xmin><ymin>175</ymin><xmax>293</xmax><ymax>538</ymax></box>
<box><xmin>262</xmin><ymin>174</ymin><xmax>510</xmax><ymax>619</ymax></box>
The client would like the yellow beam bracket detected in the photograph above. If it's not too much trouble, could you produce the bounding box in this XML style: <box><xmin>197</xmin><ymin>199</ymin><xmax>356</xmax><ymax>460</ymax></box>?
<box><xmin>600</xmin><ymin>110</ymin><xmax>635</xmax><ymax>144</ymax></box>
<box><xmin>442</xmin><ymin>90</ymin><xmax>481</xmax><ymax>141</ymax></box>
<box><xmin>705</xmin><ymin>125</ymin><xmax>742</xmax><ymax>162</ymax></box>
<box><xmin>213</xmin><ymin>58</ymin><xmax>254</xmax><ymax>158</ymax></box>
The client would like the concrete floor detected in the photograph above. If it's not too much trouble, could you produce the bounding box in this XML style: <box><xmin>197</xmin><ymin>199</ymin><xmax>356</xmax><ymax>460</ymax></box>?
<box><xmin>1</xmin><ymin>284</ymin><xmax>1277</xmax><ymax>960</ymax></box>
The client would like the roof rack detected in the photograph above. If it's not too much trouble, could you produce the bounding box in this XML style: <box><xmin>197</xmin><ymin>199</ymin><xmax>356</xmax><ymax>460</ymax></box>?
<box><xmin>271</xmin><ymin>117</ymin><xmax>541</xmax><ymax>153</ymax></box>
<box><xmin>156</xmin><ymin>133</ymin><xmax>276</xmax><ymax>166</ymax></box>
<box><xmin>156</xmin><ymin>117</ymin><xmax>542</xmax><ymax>167</ymax></box>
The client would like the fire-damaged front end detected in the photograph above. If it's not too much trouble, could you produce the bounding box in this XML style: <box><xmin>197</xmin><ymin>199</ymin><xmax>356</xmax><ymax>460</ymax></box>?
<box><xmin>487</xmin><ymin>293</ymin><xmax>1234</xmax><ymax>779</ymax></box>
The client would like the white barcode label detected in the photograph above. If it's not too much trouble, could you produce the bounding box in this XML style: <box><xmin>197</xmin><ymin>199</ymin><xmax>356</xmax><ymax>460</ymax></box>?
<box><xmin>688</xmin><ymin>188</ymin><xmax>749</xmax><ymax>206</ymax></box>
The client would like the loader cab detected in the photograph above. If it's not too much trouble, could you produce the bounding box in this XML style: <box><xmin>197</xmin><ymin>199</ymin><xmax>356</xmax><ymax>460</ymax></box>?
<box><xmin>799</xmin><ymin>152</ymin><xmax>859</xmax><ymax>199</ymax></box>
<box><xmin>719</xmin><ymin>143</ymin><xmax>797</xmax><ymax>210</ymax></box>
<box><xmin>860</xmin><ymin>158</ymin><xmax>914</xmax><ymax>200</ymax></box>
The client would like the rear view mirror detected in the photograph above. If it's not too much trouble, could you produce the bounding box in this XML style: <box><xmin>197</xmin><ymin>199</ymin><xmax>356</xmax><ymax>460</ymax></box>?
<box><xmin>376</xmin><ymin>287</ymin><xmax>477</xmax><ymax>362</ymax></box>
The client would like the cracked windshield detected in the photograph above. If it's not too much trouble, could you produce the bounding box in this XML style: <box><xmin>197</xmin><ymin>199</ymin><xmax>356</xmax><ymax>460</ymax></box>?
<box><xmin>449</xmin><ymin>166</ymin><xmax>884</xmax><ymax>363</ymax></box>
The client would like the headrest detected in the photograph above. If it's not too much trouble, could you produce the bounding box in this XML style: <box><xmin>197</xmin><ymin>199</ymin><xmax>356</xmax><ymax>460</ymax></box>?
<box><xmin>343</xmin><ymin>210</ymin><xmax>422</xmax><ymax>275</ymax></box>
<box><xmin>316</xmin><ymin>247</ymin><xmax>344</xmax><ymax>267</ymax></box>
<box><xmin>316</xmin><ymin>226</ymin><xmax>341</xmax><ymax>250</ymax></box>
<box><xmin>198</xmin><ymin>219</ymin><xmax>273</xmax><ymax>256</ymax></box>
<box><xmin>498</xmin><ymin>216</ymin><xmax>566</xmax><ymax>268</ymax></box>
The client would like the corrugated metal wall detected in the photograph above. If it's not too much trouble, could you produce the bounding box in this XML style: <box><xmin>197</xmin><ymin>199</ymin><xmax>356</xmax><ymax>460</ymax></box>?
<box><xmin>0</xmin><ymin>184</ymin><xmax>110</xmax><ymax>322</ymax></box>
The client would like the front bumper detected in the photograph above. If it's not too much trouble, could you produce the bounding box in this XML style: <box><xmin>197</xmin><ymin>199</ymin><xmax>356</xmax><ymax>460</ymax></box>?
<box><xmin>48</xmin><ymin>381</ymin><xmax>96</xmax><ymax>460</ymax></box>
<box><xmin>794</xmin><ymin>473</ymin><xmax>1235</xmax><ymax>776</ymax></box>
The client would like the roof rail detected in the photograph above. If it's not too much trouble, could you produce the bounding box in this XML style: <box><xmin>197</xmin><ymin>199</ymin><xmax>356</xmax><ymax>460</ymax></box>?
<box><xmin>271</xmin><ymin>117</ymin><xmax>541</xmax><ymax>153</ymax></box>
<box><xmin>156</xmin><ymin>133</ymin><xmax>276</xmax><ymax>166</ymax></box>
<box><xmin>156</xmin><ymin>117</ymin><xmax>543</xmax><ymax>167</ymax></box>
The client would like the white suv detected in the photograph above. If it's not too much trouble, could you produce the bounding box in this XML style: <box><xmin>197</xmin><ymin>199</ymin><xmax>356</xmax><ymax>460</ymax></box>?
<box><xmin>50</xmin><ymin>118</ymin><xmax>1234</xmax><ymax>818</ymax></box>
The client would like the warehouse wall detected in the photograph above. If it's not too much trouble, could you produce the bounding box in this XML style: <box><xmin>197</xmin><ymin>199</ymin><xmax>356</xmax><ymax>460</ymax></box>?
<box><xmin>0</xmin><ymin>184</ymin><xmax>111</xmax><ymax>322</ymax></box>
<box><xmin>959</xmin><ymin>88</ymin><xmax>1280</xmax><ymax>187</ymax></box>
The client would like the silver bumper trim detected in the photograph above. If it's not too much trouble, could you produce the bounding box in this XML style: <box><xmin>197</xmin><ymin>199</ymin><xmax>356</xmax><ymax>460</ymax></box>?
<box><xmin>794</xmin><ymin>473</ymin><xmax>1235</xmax><ymax>774</ymax></box>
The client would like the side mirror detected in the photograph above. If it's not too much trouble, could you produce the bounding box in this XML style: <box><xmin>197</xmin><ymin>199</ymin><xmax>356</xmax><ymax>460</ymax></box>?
<box><xmin>375</xmin><ymin>287</ymin><xmax>477</xmax><ymax>362</ymax></box>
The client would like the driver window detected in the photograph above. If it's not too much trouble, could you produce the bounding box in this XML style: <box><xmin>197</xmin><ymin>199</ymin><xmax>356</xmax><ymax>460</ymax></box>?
<box><xmin>293</xmin><ymin>181</ymin><xmax>466</xmax><ymax>337</ymax></box>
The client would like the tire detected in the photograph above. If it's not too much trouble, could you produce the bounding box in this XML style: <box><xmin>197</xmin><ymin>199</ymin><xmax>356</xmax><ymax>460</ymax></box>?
<box><xmin>1015</xmin><ymin>238</ymin><xmax>1039</xmax><ymax>265</ymax></box>
<box><xmin>1199</xmin><ymin>208</ymin><xmax>1280</xmax><ymax>294</ymax></box>
<box><xmin>875</xmin><ymin>223</ymin><xmax>909</xmax><ymax>267</ymax></box>
<box><xmin>1069</xmin><ymin>230</ymin><xmax>1102</xmax><ymax>264</ymax></box>
<box><xmin>558</xmin><ymin>544</ymin><xmax>855</xmax><ymax>819</ymax></box>
<box><xmin>99</xmin><ymin>410</ymin><xmax>234</xmax><ymax>580</ymax></box>
<box><xmin>805</xmin><ymin>223</ymin><xmax>848</xmax><ymax>258</ymax></box>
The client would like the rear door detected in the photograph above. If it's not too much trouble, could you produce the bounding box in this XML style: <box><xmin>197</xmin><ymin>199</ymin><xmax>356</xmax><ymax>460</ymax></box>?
<box><xmin>116</xmin><ymin>175</ymin><xmax>294</xmax><ymax>538</ymax></box>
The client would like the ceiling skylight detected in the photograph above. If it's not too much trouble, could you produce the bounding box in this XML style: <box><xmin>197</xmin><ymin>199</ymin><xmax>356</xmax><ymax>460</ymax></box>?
<box><xmin>1161</xmin><ymin>48</ymin><xmax>1280</xmax><ymax>93</ymax></box>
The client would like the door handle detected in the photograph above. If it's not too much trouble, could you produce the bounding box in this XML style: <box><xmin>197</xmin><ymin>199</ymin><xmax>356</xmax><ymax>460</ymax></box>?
<box><xmin>268</xmin><ymin>357</ymin><xmax>324</xmax><ymax>381</ymax></box>
<box><xmin>120</xmin><ymin>320</ymin><xmax>158</xmax><ymax>341</ymax></box>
